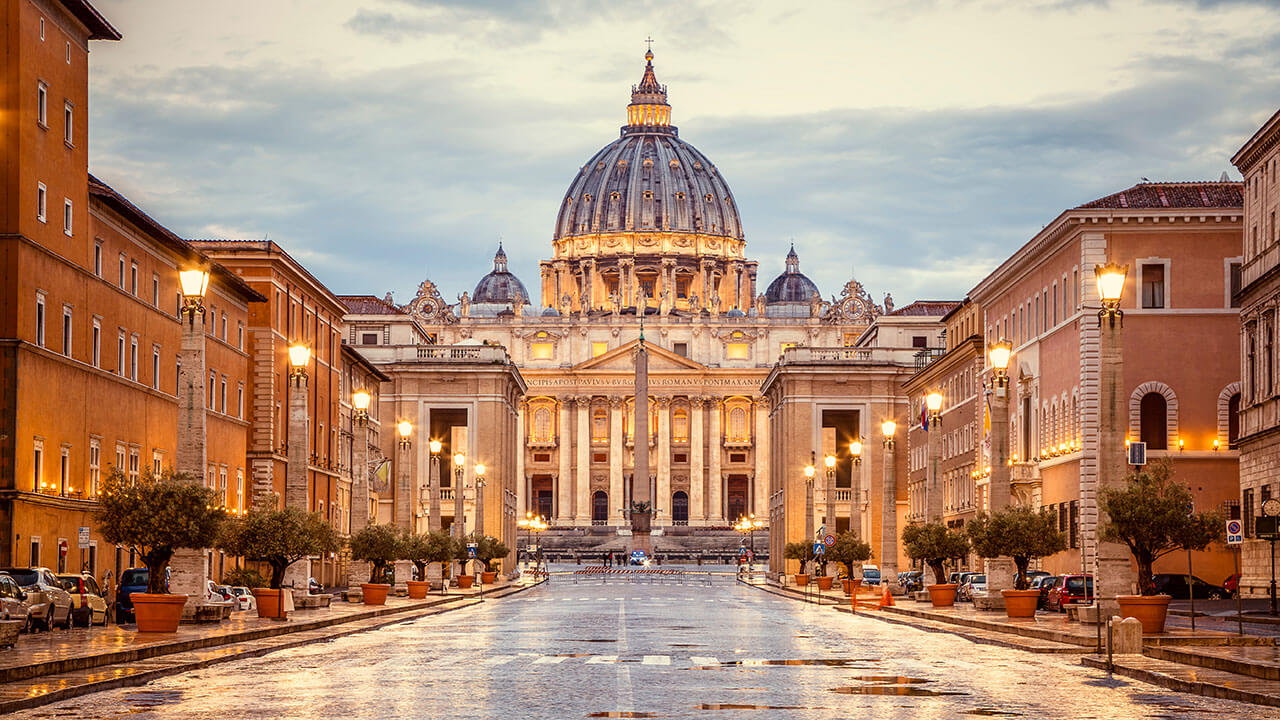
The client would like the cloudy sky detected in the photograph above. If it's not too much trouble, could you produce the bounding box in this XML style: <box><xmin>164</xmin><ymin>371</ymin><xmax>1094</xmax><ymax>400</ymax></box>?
<box><xmin>88</xmin><ymin>0</ymin><xmax>1280</xmax><ymax>306</ymax></box>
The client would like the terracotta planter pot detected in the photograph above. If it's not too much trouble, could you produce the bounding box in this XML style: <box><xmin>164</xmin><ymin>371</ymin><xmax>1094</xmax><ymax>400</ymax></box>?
<box><xmin>480</xmin><ymin>571</ymin><xmax>497</xmax><ymax>584</ymax></box>
<box><xmin>131</xmin><ymin>593</ymin><xmax>187</xmax><ymax>632</ymax></box>
<box><xmin>252</xmin><ymin>588</ymin><xmax>287</xmax><ymax>619</ymax></box>
<box><xmin>361</xmin><ymin>583</ymin><xmax>391</xmax><ymax>606</ymax></box>
<box><xmin>794</xmin><ymin>574</ymin><xmax>810</xmax><ymax>586</ymax></box>
<box><xmin>816</xmin><ymin>576</ymin><xmax>834</xmax><ymax>591</ymax></box>
<box><xmin>927</xmin><ymin>583</ymin><xmax>959</xmax><ymax>607</ymax></box>
<box><xmin>1117</xmin><ymin>594</ymin><xmax>1172</xmax><ymax>634</ymax></box>
<box><xmin>456</xmin><ymin>575</ymin><xmax>475</xmax><ymax>589</ymax></box>
<box><xmin>405</xmin><ymin>581</ymin><xmax>430</xmax><ymax>599</ymax></box>
<box><xmin>1001</xmin><ymin>589</ymin><xmax>1041</xmax><ymax>619</ymax></box>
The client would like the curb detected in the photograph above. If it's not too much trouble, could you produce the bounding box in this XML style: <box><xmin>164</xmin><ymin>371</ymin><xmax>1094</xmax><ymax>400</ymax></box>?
<box><xmin>1080</xmin><ymin>654</ymin><xmax>1280</xmax><ymax>708</ymax></box>
<box><xmin>0</xmin><ymin>580</ymin><xmax>539</xmax><ymax>714</ymax></box>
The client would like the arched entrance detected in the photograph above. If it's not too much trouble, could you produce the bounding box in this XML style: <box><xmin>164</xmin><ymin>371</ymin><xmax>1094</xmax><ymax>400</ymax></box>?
<box><xmin>672</xmin><ymin>491</ymin><xmax>689</xmax><ymax>525</ymax></box>
<box><xmin>592</xmin><ymin>490</ymin><xmax>609</xmax><ymax>525</ymax></box>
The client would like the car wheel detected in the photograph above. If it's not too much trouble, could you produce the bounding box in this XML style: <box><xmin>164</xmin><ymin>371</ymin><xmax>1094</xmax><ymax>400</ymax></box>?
<box><xmin>1208</xmin><ymin>591</ymin><xmax>1225</xmax><ymax>601</ymax></box>
<box><xmin>41</xmin><ymin>613</ymin><xmax>52</xmax><ymax>632</ymax></box>
<box><xmin>60</xmin><ymin>608</ymin><xmax>73</xmax><ymax>630</ymax></box>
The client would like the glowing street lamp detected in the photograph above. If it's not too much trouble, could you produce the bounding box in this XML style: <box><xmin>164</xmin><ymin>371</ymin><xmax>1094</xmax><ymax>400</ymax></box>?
<box><xmin>352</xmin><ymin>390</ymin><xmax>371</xmax><ymax>423</ymax></box>
<box><xmin>397</xmin><ymin>420</ymin><xmax>413</xmax><ymax>447</ymax></box>
<box><xmin>178</xmin><ymin>268</ymin><xmax>210</xmax><ymax>320</ymax></box>
<box><xmin>288</xmin><ymin>344</ymin><xmax>310</xmax><ymax>381</ymax></box>
<box><xmin>988</xmin><ymin>339</ymin><xmax>1013</xmax><ymax>387</ymax></box>
<box><xmin>850</xmin><ymin>440</ymin><xmax>863</xmax><ymax>466</ymax></box>
<box><xmin>1095</xmin><ymin>262</ymin><xmax>1128</xmax><ymax>326</ymax></box>
<box><xmin>925</xmin><ymin>390</ymin><xmax>944</xmax><ymax>419</ymax></box>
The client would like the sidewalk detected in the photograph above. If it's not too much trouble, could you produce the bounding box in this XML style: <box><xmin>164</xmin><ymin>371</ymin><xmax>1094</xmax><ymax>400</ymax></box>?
<box><xmin>0</xmin><ymin>578</ymin><xmax>540</xmax><ymax>713</ymax></box>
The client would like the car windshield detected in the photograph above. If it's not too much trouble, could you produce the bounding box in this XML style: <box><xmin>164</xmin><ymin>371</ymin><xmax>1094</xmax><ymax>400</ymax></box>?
<box><xmin>0</xmin><ymin>569</ymin><xmax>39</xmax><ymax>586</ymax></box>
<box><xmin>1065</xmin><ymin>578</ymin><xmax>1093</xmax><ymax>592</ymax></box>
<box><xmin>863</xmin><ymin>570</ymin><xmax>880</xmax><ymax>577</ymax></box>
<box><xmin>57</xmin><ymin>576</ymin><xmax>80</xmax><ymax>591</ymax></box>
<box><xmin>972</xmin><ymin>575</ymin><xmax>986</xmax><ymax>583</ymax></box>
<box><xmin>121</xmin><ymin>570</ymin><xmax>149</xmax><ymax>586</ymax></box>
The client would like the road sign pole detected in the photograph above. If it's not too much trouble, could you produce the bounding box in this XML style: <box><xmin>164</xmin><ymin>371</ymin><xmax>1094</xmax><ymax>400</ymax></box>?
<box><xmin>1235</xmin><ymin>546</ymin><xmax>1244</xmax><ymax>636</ymax></box>
<box><xmin>1186</xmin><ymin>548</ymin><xmax>1196</xmax><ymax>633</ymax></box>
<box><xmin>1271</xmin><ymin>538</ymin><xmax>1277</xmax><ymax>617</ymax></box>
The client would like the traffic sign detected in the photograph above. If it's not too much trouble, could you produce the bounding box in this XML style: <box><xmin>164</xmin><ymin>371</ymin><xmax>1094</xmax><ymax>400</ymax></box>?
<box><xmin>823</xmin><ymin>534</ymin><xmax>836</xmax><ymax>547</ymax></box>
<box><xmin>466</xmin><ymin>542</ymin><xmax>477</xmax><ymax>559</ymax></box>
<box><xmin>77</xmin><ymin>526</ymin><xmax>90</xmax><ymax>549</ymax></box>
<box><xmin>812</xmin><ymin>542</ymin><xmax>825</xmax><ymax>556</ymax></box>
<box><xmin>1226</xmin><ymin>519</ymin><xmax>1243</xmax><ymax>546</ymax></box>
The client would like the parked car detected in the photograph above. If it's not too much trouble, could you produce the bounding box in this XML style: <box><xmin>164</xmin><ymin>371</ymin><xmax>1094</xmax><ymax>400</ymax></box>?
<box><xmin>953</xmin><ymin>571</ymin><xmax>979</xmax><ymax>591</ymax></box>
<box><xmin>0</xmin><ymin>567</ymin><xmax>73</xmax><ymax>631</ymax></box>
<box><xmin>57</xmin><ymin>573</ymin><xmax>108</xmax><ymax>627</ymax></box>
<box><xmin>1150</xmin><ymin>573</ymin><xmax>1228</xmax><ymax>600</ymax></box>
<box><xmin>1038</xmin><ymin>575</ymin><xmax>1062</xmax><ymax>609</ymax></box>
<box><xmin>116</xmin><ymin>567</ymin><xmax>167</xmax><ymax>624</ymax></box>
<box><xmin>861</xmin><ymin>565</ymin><xmax>881</xmax><ymax>587</ymax></box>
<box><xmin>1015</xmin><ymin>570</ymin><xmax>1051</xmax><ymax>588</ymax></box>
<box><xmin>958</xmin><ymin>574</ymin><xmax>987</xmax><ymax>601</ymax></box>
<box><xmin>205</xmin><ymin>580</ymin><xmax>233</xmax><ymax>602</ymax></box>
<box><xmin>1027</xmin><ymin>575</ymin><xmax>1054</xmax><ymax>609</ymax></box>
<box><xmin>1224</xmin><ymin>573</ymin><xmax>1241</xmax><ymax>598</ymax></box>
<box><xmin>228</xmin><ymin>586</ymin><xmax>256</xmax><ymax>612</ymax></box>
<box><xmin>1045</xmin><ymin>574</ymin><xmax>1094</xmax><ymax>612</ymax></box>
<box><xmin>0</xmin><ymin>573</ymin><xmax>34</xmax><ymax>629</ymax></box>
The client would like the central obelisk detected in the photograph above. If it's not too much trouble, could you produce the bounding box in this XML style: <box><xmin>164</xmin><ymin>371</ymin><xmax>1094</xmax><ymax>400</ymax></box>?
<box><xmin>630</xmin><ymin>312</ymin><xmax>652</xmax><ymax>554</ymax></box>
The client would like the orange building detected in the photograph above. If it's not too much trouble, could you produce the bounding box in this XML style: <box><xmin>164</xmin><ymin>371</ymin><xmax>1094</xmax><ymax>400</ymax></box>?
<box><xmin>968</xmin><ymin>182</ymin><xmax>1242</xmax><ymax>584</ymax></box>
<box><xmin>0</xmin><ymin>1</ymin><xmax>262</xmax><ymax>580</ymax></box>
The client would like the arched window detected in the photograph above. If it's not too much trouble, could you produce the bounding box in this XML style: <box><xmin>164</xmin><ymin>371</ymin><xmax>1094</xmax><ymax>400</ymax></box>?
<box><xmin>1228</xmin><ymin>392</ymin><xmax>1241</xmax><ymax>444</ymax></box>
<box><xmin>533</xmin><ymin>408</ymin><xmax>552</xmax><ymax>443</ymax></box>
<box><xmin>1140</xmin><ymin>392</ymin><xmax>1168</xmax><ymax>449</ymax></box>
<box><xmin>592</xmin><ymin>491</ymin><xmax>608</xmax><ymax>525</ymax></box>
<box><xmin>671</xmin><ymin>491</ymin><xmax>689</xmax><ymax>525</ymax></box>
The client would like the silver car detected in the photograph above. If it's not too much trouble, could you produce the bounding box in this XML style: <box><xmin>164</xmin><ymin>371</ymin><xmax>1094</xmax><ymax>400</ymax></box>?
<box><xmin>0</xmin><ymin>573</ymin><xmax>34</xmax><ymax>630</ymax></box>
<box><xmin>0</xmin><ymin>567</ymin><xmax>73</xmax><ymax>631</ymax></box>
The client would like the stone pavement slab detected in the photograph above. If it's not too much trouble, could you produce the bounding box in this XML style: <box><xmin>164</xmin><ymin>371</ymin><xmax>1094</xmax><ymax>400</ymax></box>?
<box><xmin>1082</xmin><ymin>653</ymin><xmax>1280</xmax><ymax>707</ymax></box>
<box><xmin>1145</xmin><ymin>643</ymin><xmax>1280</xmax><ymax>681</ymax></box>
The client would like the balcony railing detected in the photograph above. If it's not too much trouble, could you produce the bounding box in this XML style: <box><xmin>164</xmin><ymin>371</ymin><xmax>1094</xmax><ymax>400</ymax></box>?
<box><xmin>913</xmin><ymin>347</ymin><xmax>946</xmax><ymax>372</ymax></box>
<box><xmin>359</xmin><ymin>344</ymin><xmax>513</xmax><ymax>364</ymax></box>
<box><xmin>778</xmin><ymin>346</ymin><xmax>918</xmax><ymax>366</ymax></box>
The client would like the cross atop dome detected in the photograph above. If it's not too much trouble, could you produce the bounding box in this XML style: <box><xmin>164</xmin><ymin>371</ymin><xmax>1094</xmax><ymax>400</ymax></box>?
<box><xmin>627</xmin><ymin>44</ymin><xmax>673</xmax><ymax>133</ymax></box>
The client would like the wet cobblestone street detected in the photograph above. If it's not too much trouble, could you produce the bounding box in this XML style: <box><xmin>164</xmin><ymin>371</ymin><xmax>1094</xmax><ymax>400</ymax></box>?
<box><xmin>9</xmin><ymin>569</ymin><xmax>1278</xmax><ymax>719</ymax></box>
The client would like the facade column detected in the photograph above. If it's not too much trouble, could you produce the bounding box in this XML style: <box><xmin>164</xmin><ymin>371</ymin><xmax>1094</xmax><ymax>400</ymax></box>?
<box><xmin>283</xmin><ymin>362</ymin><xmax>311</xmax><ymax>591</ymax></box>
<box><xmin>708</xmin><ymin>397</ymin><xmax>723</xmax><ymax>522</ymax></box>
<box><xmin>557</xmin><ymin>398</ymin><xmax>573</xmax><ymax>523</ymax></box>
<box><xmin>881</xmin><ymin>431</ymin><xmax>900</xmax><ymax>593</ymax></box>
<box><xmin>515</xmin><ymin>402</ymin><xmax>526</xmax><ymax>515</ymax></box>
<box><xmin>575</xmin><ymin>396</ymin><xmax>592</xmax><ymax>524</ymax></box>
<box><xmin>346</xmin><ymin>420</ymin><xmax>370</xmax><ymax>588</ymax></box>
<box><xmin>753</xmin><ymin>398</ymin><xmax>770</xmax><ymax>516</ymax></box>
<box><xmin>689</xmin><ymin>397</ymin><xmax>705</xmax><ymax>525</ymax></box>
<box><xmin>1096</xmin><ymin>309</ymin><xmax>1133</xmax><ymax>613</ymax></box>
<box><xmin>656</xmin><ymin>397</ymin><xmax>672</xmax><ymax>524</ymax></box>
<box><xmin>985</xmin><ymin>369</ymin><xmax>1015</xmax><ymax>604</ymax></box>
<box><xmin>926</xmin><ymin>411</ymin><xmax>943</xmax><ymax>522</ymax></box>
<box><xmin>609</xmin><ymin>397</ymin><xmax>625</xmax><ymax>526</ymax></box>
<box><xmin>172</xmin><ymin>299</ymin><xmax>209</xmax><ymax>612</ymax></box>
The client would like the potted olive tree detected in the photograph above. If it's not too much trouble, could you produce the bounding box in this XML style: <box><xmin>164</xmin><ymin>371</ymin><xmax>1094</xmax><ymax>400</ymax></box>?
<box><xmin>476</xmin><ymin>535</ymin><xmax>511</xmax><ymax>584</ymax></box>
<box><xmin>404</xmin><ymin>531</ymin><xmax>455</xmax><ymax>598</ymax></box>
<box><xmin>1100</xmin><ymin>461</ymin><xmax>1220</xmax><ymax>633</ymax></box>
<box><xmin>454</xmin><ymin>536</ymin><xmax>477</xmax><ymax>589</ymax></box>
<box><xmin>217</xmin><ymin>504</ymin><xmax>341</xmax><ymax>618</ymax></box>
<box><xmin>828</xmin><ymin>532</ymin><xmax>873</xmax><ymax>595</ymax></box>
<box><xmin>95</xmin><ymin>468</ymin><xmax>224</xmax><ymax>632</ymax></box>
<box><xmin>349</xmin><ymin>524</ymin><xmax>403</xmax><ymax>605</ymax></box>
<box><xmin>901</xmin><ymin>521</ymin><xmax>970</xmax><ymax>607</ymax></box>
<box><xmin>783</xmin><ymin>542</ymin><xmax>814</xmax><ymax>586</ymax></box>
<box><xmin>967</xmin><ymin>506</ymin><xmax>1066</xmax><ymax>618</ymax></box>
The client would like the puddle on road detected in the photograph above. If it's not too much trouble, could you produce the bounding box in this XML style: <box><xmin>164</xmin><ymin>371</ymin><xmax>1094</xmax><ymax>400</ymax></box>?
<box><xmin>568</xmin><ymin>639</ymin><xmax>618</xmax><ymax>643</ymax></box>
<box><xmin>696</xmin><ymin>704</ymin><xmax>826</xmax><ymax>710</ymax></box>
<box><xmin>846</xmin><ymin>676</ymin><xmax>930</xmax><ymax>685</ymax></box>
<box><xmin>722</xmin><ymin>658</ymin><xmax>879</xmax><ymax>667</ymax></box>
<box><xmin>964</xmin><ymin>710</ymin><xmax>1023</xmax><ymax>717</ymax></box>
<box><xmin>121</xmin><ymin>690</ymin><xmax>184</xmax><ymax>707</ymax></box>
<box><xmin>587</xmin><ymin>713</ymin><xmax>665</xmax><ymax>718</ymax></box>
<box><xmin>829</xmin><ymin>686</ymin><xmax>967</xmax><ymax>697</ymax></box>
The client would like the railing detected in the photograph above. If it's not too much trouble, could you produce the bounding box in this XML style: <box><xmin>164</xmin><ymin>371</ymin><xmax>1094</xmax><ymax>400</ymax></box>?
<box><xmin>778</xmin><ymin>346</ymin><xmax>915</xmax><ymax>365</ymax></box>
<box><xmin>834</xmin><ymin>489</ymin><xmax>852</xmax><ymax>502</ymax></box>
<box><xmin>440</xmin><ymin>488</ymin><xmax>455</xmax><ymax>501</ymax></box>
<box><xmin>359</xmin><ymin>344</ymin><xmax>512</xmax><ymax>364</ymax></box>
<box><xmin>913</xmin><ymin>347</ymin><xmax>946</xmax><ymax>371</ymax></box>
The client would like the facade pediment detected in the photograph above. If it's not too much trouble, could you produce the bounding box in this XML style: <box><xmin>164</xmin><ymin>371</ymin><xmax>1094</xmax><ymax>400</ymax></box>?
<box><xmin>574</xmin><ymin>339</ymin><xmax>706</xmax><ymax>372</ymax></box>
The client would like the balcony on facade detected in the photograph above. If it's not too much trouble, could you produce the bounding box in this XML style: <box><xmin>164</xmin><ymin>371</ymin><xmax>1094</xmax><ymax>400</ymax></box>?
<box><xmin>912</xmin><ymin>347</ymin><xmax>946</xmax><ymax>372</ymax></box>
<box><xmin>776</xmin><ymin>346</ymin><xmax>913</xmax><ymax>366</ymax></box>
<box><xmin>358</xmin><ymin>343</ymin><xmax>515</xmax><ymax>365</ymax></box>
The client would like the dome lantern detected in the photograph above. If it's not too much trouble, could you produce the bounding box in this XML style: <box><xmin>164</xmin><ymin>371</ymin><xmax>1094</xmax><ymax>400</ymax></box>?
<box><xmin>626</xmin><ymin>47</ymin><xmax>674</xmax><ymax>135</ymax></box>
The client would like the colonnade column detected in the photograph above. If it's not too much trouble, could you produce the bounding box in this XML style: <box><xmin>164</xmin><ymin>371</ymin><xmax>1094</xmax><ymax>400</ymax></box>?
<box><xmin>516</xmin><ymin>401</ymin><xmax>526</xmax><ymax>514</ymax></box>
<box><xmin>556</xmin><ymin>398</ymin><xmax>573</xmax><ymax>523</ymax></box>
<box><xmin>753</xmin><ymin>398</ymin><xmax>770</xmax><ymax>515</ymax></box>
<box><xmin>609</xmin><ymin>397</ymin><xmax>624</xmax><ymax>525</ymax></box>
<box><xmin>656</xmin><ymin>397</ymin><xmax>671</xmax><ymax>524</ymax></box>
<box><xmin>689</xmin><ymin>397</ymin><xmax>705</xmax><ymax>525</ymax></box>
<box><xmin>575</xmin><ymin>396</ymin><xmax>592</xmax><ymax>525</ymax></box>
<box><xmin>708</xmin><ymin>397</ymin><xmax>723</xmax><ymax>522</ymax></box>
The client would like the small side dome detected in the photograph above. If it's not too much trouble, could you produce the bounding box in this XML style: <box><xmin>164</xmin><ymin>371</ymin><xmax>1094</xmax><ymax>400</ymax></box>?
<box><xmin>726</xmin><ymin>308</ymin><xmax>746</xmax><ymax>318</ymax></box>
<box><xmin>764</xmin><ymin>244</ymin><xmax>820</xmax><ymax>304</ymax></box>
<box><xmin>541</xmin><ymin>306</ymin><xmax>560</xmax><ymax>317</ymax></box>
<box><xmin>473</xmin><ymin>243</ymin><xmax>530</xmax><ymax>305</ymax></box>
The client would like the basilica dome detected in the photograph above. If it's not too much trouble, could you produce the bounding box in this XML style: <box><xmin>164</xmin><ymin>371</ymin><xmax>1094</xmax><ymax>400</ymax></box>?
<box><xmin>552</xmin><ymin>51</ymin><xmax>743</xmax><ymax>245</ymax></box>
<box><xmin>764</xmin><ymin>245</ymin><xmax>819</xmax><ymax>304</ymax></box>
<box><xmin>472</xmin><ymin>244</ymin><xmax>530</xmax><ymax>305</ymax></box>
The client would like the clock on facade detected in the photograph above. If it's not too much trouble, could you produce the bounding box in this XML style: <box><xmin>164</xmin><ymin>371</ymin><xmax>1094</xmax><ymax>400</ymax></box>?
<box><xmin>1263</xmin><ymin>498</ymin><xmax>1280</xmax><ymax>517</ymax></box>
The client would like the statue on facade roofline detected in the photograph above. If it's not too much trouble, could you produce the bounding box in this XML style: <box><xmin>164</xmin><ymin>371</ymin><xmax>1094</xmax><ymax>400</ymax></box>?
<box><xmin>457</xmin><ymin>291</ymin><xmax>471</xmax><ymax>318</ymax></box>
<box><xmin>884</xmin><ymin>293</ymin><xmax>895</xmax><ymax>314</ymax></box>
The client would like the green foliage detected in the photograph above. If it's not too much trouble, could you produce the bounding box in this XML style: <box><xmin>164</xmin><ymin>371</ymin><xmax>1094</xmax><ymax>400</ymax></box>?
<box><xmin>476</xmin><ymin>535</ymin><xmax>511</xmax><ymax>572</ymax></box>
<box><xmin>221</xmin><ymin>566</ymin><xmax>269</xmax><ymax>589</ymax></box>
<box><xmin>630</xmin><ymin>501</ymin><xmax>651</xmax><ymax>514</ymax></box>
<box><xmin>1100</xmin><ymin>461</ymin><xmax>1222</xmax><ymax>595</ymax></box>
<box><xmin>783</xmin><ymin>541</ymin><xmax>814</xmax><ymax>570</ymax></box>
<box><xmin>902</xmin><ymin>521</ymin><xmax>970</xmax><ymax>586</ymax></box>
<box><xmin>967</xmin><ymin>506</ymin><xmax>1067</xmax><ymax>589</ymax></box>
<box><xmin>94</xmin><ymin>468</ymin><xmax>225</xmax><ymax>594</ymax></box>
<box><xmin>217</xmin><ymin>504</ymin><xmax>342</xmax><ymax>588</ymax></box>
<box><xmin>827</xmin><ymin>532</ymin><xmax>874</xmax><ymax>577</ymax></box>
<box><xmin>349</xmin><ymin>524</ymin><xmax>405</xmax><ymax>584</ymax></box>
<box><xmin>403</xmin><ymin>530</ymin><xmax>456</xmax><ymax>577</ymax></box>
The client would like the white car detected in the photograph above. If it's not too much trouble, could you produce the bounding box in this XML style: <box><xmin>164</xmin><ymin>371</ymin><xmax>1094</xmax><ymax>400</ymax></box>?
<box><xmin>0</xmin><ymin>573</ymin><xmax>34</xmax><ymax>628</ymax></box>
<box><xmin>228</xmin><ymin>586</ymin><xmax>256</xmax><ymax>611</ymax></box>
<box><xmin>0</xmin><ymin>567</ymin><xmax>73</xmax><ymax>631</ymax></box>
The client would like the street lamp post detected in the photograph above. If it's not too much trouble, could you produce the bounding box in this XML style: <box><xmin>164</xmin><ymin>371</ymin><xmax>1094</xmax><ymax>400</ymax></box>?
<box><xmin>850</xmin><ymin>440</ymin><xmax>863</xmax><ymax>540</ymax></box>
<box><xmin>824</xmin><ymin>453</ymin><xmax>836</xmax><ymax>546</ymax></box>
<box><xmin>517</xmin><ymin>512</ymin><xmax>548</xmax><ymax>577</ymax></box>
<box><xmin>474</xmin><ymin>463</ymin><xmax>487</xmax><ymax>536</ymax></box>
<box><xmin>172</xmin><ymin>268</ymin><xmax>211</xmax><ymax>614</ymax></box>
<box><xmin>347</xmin><ymin>389</ymin><xmax>372</xmax><ymax>589</ymax></box>
<box><xmin>881</xmin><ymin>419</ymin><xmax>900</xmax><ymax>594</ymax></box>
<box><xmin>925</xmin><ymin>390</ymin><xmax>944</xmax><ymax>522</ymax></box>
<box><xmin>984</xmin><ymin>339</ymin><xmax>1016</xmax><ymax>606</ymax></box>
<box><xmin>734</xmin><ymin>514</ymin><xmax>766</xmax><ymax>573</ymax></box>
<box><xmin>396</xmin><ymin>421</ymin><xmax>413</xmax><ymax>530</ymax></box>
<box><xmin>453</xmin><ymin>452</ymin><xmax>466</xmax><ymax>539</ymax></box>
<box><xmin>284</xmin><ymin>343</ymin><xmax>311</xmax><ymax>591</ymax></box>
<box><xmin>803</xmin><ymin>453</ymin><xmax>816</xmax><ymax>576</ymax></box>
<box><xmin>428</xmin><ymin>440</ymin><xmax>443</xmax><ymax>532</ymax></box>
<box><xmin>1094</xmin><ymin>262</ymin><xmax>1132</xmax><ymax>616</ymax></box>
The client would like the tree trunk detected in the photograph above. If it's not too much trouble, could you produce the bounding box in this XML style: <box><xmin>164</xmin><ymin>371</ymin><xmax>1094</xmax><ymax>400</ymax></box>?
<box><xmin>1014</xmin><ymin>556</ymin><xmax>1030</xmax><ymax>590</ymax></box>
<box><xmin>270</xmin><ymin>562</ymin><xmax>287</xmax><ymax>589</ymax></box>
<box><xmin>929</xmin><ymin>561</ymin><xmax>947</xmax><ymax>585</ymax></box>
<box><xmin>1136</xmin><ymin>553</ymin><xmax>1155</xmax><ymax>596</ymax></box>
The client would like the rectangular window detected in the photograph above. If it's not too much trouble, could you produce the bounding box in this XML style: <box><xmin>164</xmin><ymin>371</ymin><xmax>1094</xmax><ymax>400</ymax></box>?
<box><xmin>33</xmin><ymin>439</ymin><xmax>44</xmax><ymax>491</ymax></box>
<box><xmin>237</xmin><ymin>322</ymin><xmax>244</xmax><ymax>350</ymax></box>
<box><xmin>1230</xmin><ymin>261</ymin><xmax>1243</xmax><ymax>309</ymax></box>
<box><xmin>221</xmin><ymin>315</ymin><xmax>227</xmax><ymax>341</ymax></box>
<box><xmin>115</xmin><ymin>443</ymin><xmax>126</xmax><ymax>476</ymax></box>
<box><xmin>531</xmin><ymin>342</ymin><xmax>553</xmax><ymax>360</ymax></box>
<box><xmin>128</xmin><ymin>448</ymin><xmax>140</xmax><ymax>483</ymax></box>
<box><xmin>30</xmin><ymin>539</ymin><xmax>40</xmax><ymax>568</ymax></box>
<box><xmin>237</xmin><ymin>383</ymin><xmax>244</xmax><ymax>419</ymax></box>
<box><xmin>91</xmin><ymin>318</ymin><xmax>100</xmax><ymax>367</ymax></box>
<box><xmin>40</xmin><ymin>17</ymin><xmax>44</xmax><ymax>40</ymax></box>
<box><xmin>116</xmin><ymin>331</ymin><xmax>125</xmax><ymax>375</ymax></box>
<box><xmin>63</xmin><ymin>199</ymin><xmax>73</xmax><ymax>236</ymax></box>
<box><xmin>152</xmin><ymin>347</ymin><xmax>160</xmax><ymax>390</ymax></box>
<box><xmin>37</xmin><ymin>81</ymin><xmax>48</xmax><ymax>126</ymax></box>
<box><xmin>236</xmin><ymin>469</ymin><xmax>244</xmax><ymax>511</ymax></box>
<box><xmin>153</xmin><ymin>452</ymin><xmax>162</xmax><ymax>475</ymax></box>
<box><xmin>60</xmin><ymin>446</ymin><xmax>70</xmax><ymax>495</ymax></box>
<box><xmin>129</xmin><ymin>337</ymin><xmax>138</xmax><ymax>381</ymax></box>
<box><xmin>1052</xmin><ymin>283</ymin><xmax>1058</xmax><ymax>326</ymax></box>
<box><xmin>130</xmin><ymin>261</ymin><xmax>138</xmax><ymax>296</ymax></box>
<box><xmin>220</xmin><ymin>377</ymin><xmax>227</xmax><ymax>413</ymax></box>
<box><xmin>37</xmin><ymin>182</ymin><xmax>47</xmax><ymax>222</ymax></box>
<box><xmin>361</xmin><ymin>332</ymin><xmax>378</xmax><ymax>345</ymax></box>
<box><xmin>64</xmin><ymin>101</ymin><xmax>73</xmax><ymax>144</ymax></box>
<box><xmin>209</xmin><ymin>371</ymin><xmax>216</xmax><ymax>406</ymax></box>
<box><xmin>88</xmin><ymin>439</ymin><xmax>101</xmax><ymax>496</ymax></box>
<box><xmin>118</xmin><ymin>255</ymin><xmax>126</xmax><ymax>288</ymax></box>
<box><xmin>726</xmin><ymin>343</ymin><xmax>749</xmax><ymax>360</ymax></box>
<box><xmin>35</xmin><ymin>294</ymin><xmax>45</xmax><ymax>347</ymax></box>
<box><xmin>591</xmin><ymin>341</ymin><xmax>608</xmax><ymax>357</ymax></box>
<box><xmin>152</xmin><ymin>274</ymin><xmax>160</xmax><ymax>307</ymax></box>
<box><xmin>62</xmin><ymin>308</ymin><xmax>72</xmax><ymax>356</ymax></box>
<box><xmin>93</xmin><ymin>242</ymin><xmax>102</xmax><ymax>276</ymax></box>
<box><xmin>1141</xmin><ymin>263</ymin><xmax>1166</xmax><ymax>309</ymax></box>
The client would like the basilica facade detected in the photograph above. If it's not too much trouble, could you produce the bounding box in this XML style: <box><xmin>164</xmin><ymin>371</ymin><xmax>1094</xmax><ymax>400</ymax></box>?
<box><xmin>344</xmin><ymin>51</ymin><xmax>895</xmax><ymax>534</ymax></box>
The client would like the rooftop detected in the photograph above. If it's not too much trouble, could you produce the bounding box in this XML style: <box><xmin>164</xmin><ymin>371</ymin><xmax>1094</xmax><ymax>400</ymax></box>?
<box><xmin>340</xmin><ymin>295</ymin><xmax>405</xmax><ymax>315</ymax></box>
<box><xmin>1076</xmin><ymin>181</ymin><xmax>1243</xmax><ymax>210</ymax></box>
<box><xmin>886</xmin><ymin>301</ymin><xmax>962</xmax><ymax>317</ymax></box>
